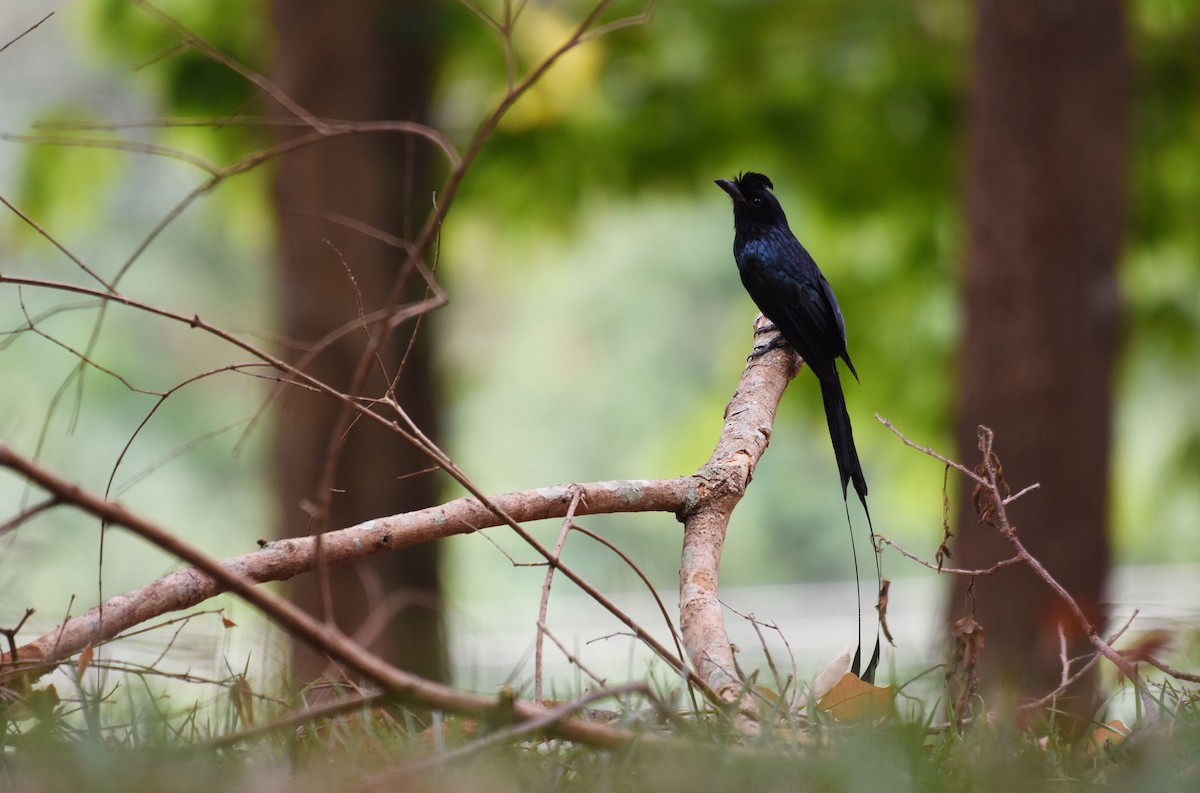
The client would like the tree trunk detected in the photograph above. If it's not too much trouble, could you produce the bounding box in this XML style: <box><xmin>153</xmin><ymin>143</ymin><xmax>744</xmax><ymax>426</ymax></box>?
<box><xmin>269</xmin><ymin>0</ymin><xmax>446</xmax><ymax>683</ymax></box>
<box><xmin>951</xmin><ymin>0</ymin><xmax>1128</xmax><ymax>722</ymax></box>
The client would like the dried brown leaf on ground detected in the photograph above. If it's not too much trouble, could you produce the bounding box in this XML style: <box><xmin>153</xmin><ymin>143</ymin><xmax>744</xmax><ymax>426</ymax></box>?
<box><xmin>818</xmin><ymin>673</ymin><xmax>895</xmax><ymax>722</ymax></box>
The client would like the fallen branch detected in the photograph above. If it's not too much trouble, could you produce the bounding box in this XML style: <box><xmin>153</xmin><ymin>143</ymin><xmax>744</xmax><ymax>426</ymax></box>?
<box><xmin>0</xmin><ymin>453</ymin><xmax>689</xmax><ymax>680</ymax></box>
<box><xmin>0</xmin><ymin>444</ymin><xmax>647</xmax><ymax>748</ymax></box>
<box><xmin>1</xmin><ymin>319</ymin><xmax>801</xmax><ymax>726</ymax></box>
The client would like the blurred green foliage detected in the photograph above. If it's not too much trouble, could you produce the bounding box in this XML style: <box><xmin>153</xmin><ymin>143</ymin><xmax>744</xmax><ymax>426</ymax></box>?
<box><xmin>437</xmin><ymin>0</ymin><xmax>1200</xmax><ymax>585</ymax></box>
<box><xmin>443</xmin><ymin>2</ymin><xmax>966</xmax><ymax>209</ymax></box>
<box><xmin>17</xmin><ymin>141</ymin><xmax>125</xmax><ymax>234</ymax></box>
<box><xmin>80</xmin><ymin>0</ymin><xmax>269</xmax><ymax>132</ymax></box>
<box><xmin>5</xmin><ymin>0</ymin><xmax>1199</xmax><ymax>599</ymax></box>
<box><xmin>1115</xmin><ymin>0</ymin><xmax>1200</xmax><ymax>562</ymax></box>
<box><xmin>437</xmin><ymin>0</ymin><xmax>970</xmax><ymax>589</ymax></box>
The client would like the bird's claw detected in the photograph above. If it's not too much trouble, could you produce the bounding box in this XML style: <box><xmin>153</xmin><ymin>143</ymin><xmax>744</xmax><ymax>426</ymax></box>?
<box><xmin>753</xmin><ymin>321</ymin><xmax>779</xmax><ymax>336</ymax></box>
<box><xmin>748</xmin><ymin>333</ymin><xmax>790</xmax><ymax>361</ymax></box>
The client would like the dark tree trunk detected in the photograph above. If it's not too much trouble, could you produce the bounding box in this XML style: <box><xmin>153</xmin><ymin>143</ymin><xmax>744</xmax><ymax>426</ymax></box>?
<box><xmin>951</xmin><ymin>0</ymin><xmax>1128</xmax><ymax>721</ymax></box>
<box><xmin>269</xmin><ymin>1</ymin><xmax>447</xmax><ymax>682</ymax></box>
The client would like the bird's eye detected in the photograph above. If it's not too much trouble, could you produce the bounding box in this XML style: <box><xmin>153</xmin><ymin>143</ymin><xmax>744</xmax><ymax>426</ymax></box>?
<box><xmin>751</xmin><ymin>197</ymin><xmax>763</xmax><ymax>207</ymax></box>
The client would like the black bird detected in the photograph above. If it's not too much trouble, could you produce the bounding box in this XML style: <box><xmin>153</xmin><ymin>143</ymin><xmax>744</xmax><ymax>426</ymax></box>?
<box><xmin>715</xmin><ymin>172</ymin><xmax>868</xmax><ymax>515</ymax></box>
<box><xmin>718</xmin><ymin>172</ymin><xmax>880</xmax><ymax>680</ymax></box>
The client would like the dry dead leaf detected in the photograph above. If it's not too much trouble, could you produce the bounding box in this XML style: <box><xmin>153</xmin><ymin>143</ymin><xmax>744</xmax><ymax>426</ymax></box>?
<box><xmin>1091</xmin><ymin>719</ymin><xmax>1130</xmax><ymax>751</ymax></box>
<box><xmin>230</xmin><ymin>674</ymin><xmax>255</xmax><ymax>727</ymax></box>
<box><xmin>818</xmin><ymin>672</ymin><xmax>895</xmax><ymax>721</ymax></box>
<box><xmin>936</xmin><ymin>464</ymin><xmax>954</xmax><ymax>571</ymax></box>
<box><xmin>877</xmin><ymin>580</ymin><xmax>895</xmax><ymax>645</ymax></box>
<box><xmin>76</xmin><ymin>643</ymin><xmax>93</xmax><ymax>682</ymax></box>
<box><xmin>752</xmin><ymin>684</ymin><xmax>783</xmax><ymax>708</ymax></box>
<box><xmin>795</xmin><ymin>646</ymin><xmax>853</xmax><ymax>710</ymax></box>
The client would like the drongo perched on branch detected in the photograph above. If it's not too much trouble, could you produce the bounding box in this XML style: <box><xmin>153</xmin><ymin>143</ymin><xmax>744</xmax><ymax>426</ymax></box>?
<box><xmin>717</xmin><ymin>172</ymin><xmax>879</xmax><ymax>679</ymax></box>
<box><xmin>716</xmin><ymin>172</ymin><xmax>868</xmax><ymax>514</ymax></box>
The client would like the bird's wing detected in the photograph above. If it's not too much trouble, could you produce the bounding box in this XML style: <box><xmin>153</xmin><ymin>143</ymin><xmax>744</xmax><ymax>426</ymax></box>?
<box><xmin>819</xmin><ymin>273</ymin><xmax>858</xmax><ymax>380</ymax></box>
<box><xmin>739</xmin><ymin>258</ymin><xmax>845</xmax><ymax>381</ymax></box>
<box><xmin>819</xmin><ymin>274</ymin><xmax>848</xmax><ymax>352</ymax></box>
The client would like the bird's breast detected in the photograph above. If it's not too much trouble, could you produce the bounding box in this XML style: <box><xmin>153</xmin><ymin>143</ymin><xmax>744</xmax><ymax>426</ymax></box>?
<box><xmin>735</xmin><ymin>238</ymin><xmax>778</xmax><ymax>270</ymax></box>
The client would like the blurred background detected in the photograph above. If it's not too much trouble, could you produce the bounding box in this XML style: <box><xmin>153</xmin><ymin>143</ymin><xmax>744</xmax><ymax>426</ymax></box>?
<box><xmin>1</xmin><ymin>0</ymin><xmax>1197</xmax><ymax>718</ymax></box>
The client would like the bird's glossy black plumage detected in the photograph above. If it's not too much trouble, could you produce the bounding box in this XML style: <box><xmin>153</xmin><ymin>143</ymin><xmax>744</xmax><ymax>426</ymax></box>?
<box><xmin>715</xmin><ymin>172</ymin><xmax>868</xmax><ymax>513</ymax></box>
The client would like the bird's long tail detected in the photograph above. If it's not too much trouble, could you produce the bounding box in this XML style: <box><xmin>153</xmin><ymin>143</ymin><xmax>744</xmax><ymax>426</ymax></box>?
<box><xmin>818</xmin><ymin>373</ymin><xmax>867</xmax><ymax>511</ymax></box>
<box><xmin>819</xmin><ymin>373</ymin><xmax>882</xmax><ymax>681</ymax></box>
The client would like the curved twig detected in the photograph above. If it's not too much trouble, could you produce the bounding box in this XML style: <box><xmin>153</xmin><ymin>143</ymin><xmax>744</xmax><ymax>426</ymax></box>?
<box><xmin>876</xmin><ymin>416</ymin><xmax>1160</xmax><ymax>716</ymax></box>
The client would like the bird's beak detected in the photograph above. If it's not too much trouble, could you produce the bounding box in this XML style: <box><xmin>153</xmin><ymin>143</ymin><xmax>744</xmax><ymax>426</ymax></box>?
<box><xmin>714</xmin><ymin>179</ymin><xmax>744</xmax><ymax>203</ymax></box>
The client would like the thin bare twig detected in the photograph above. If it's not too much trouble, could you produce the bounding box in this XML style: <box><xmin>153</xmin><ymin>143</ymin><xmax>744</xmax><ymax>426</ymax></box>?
<box><xmin>1003</xmin><ymin>482</ymin><xmax>1041</xmax><ymax>505</ymax></box>
<box><xmin>535</xmin><ymin>488</ymin><xmax>584</xmax><ymax>703</ymax></box>
<box><xmin>1018</xmin><ymin>611</ymin><xmax>1139</xmax><ymax>712</ymax></box>
<box><xmin>1</xmin><ymin>610</ymin><xmax>36</xmax><ymax>667</ymax></box>
<box><xmin>0</xmin><ymin>194</ymin><xmax>114</xmax><ymax>292</ymax></box>
<box><xmin>0</xmin><ymin>12</ymin><xmax>53</xmax><ymax>56</ymax></box>
<box><xmin>875</xmin><ymin>414</ymin><xmax>988</xmax><ymax>487</ymax></box>
<box><xmin>876</xmin><ymin>535</ymin><xmax>1023</xmax><ymax>577</ymax></box>
<box><xmin>29</xmin><ymin>117</ymin><xmax>460</xmax><ymax>168</ymax></box>
<box><xmin>1058</xmin><ymin>623</ymin><xmax>1070</xmax><ymax>687</ymax></box>
<box><xmin>570</xmin><ymin>523</ymin><xmax>688</xmax><ymax>671</ymax></box>
<box><xmin>0</xmin><ymin>445</ymin><xmax>651</xmax><ymax>749</ymax></box>
<box><xmin>538</xmin><ymin>625</ymin><xmax>608</xmax><ymax>690</ymax></box>
<box><xmin>735</xmin><ymin>608</ymin><xmax>794</xmax><ymax>722</ymax></box>
<box><xmin>132</xmin><ymin>0</ymin><xmax>327</xmax><ymax>132</ymax></box>
<box><xmin>581</xmin><ymin>2</ymin><xmax>657</xmax><ymax>42</ymax></box>
<box><xmin>0</xmin><ymin>498</ymin><xmax>58</xmax><ymax>537</ymax></box>
<box><xmin>878</xmin><ymin>415</ymin><xmax>1158</xmax><ymax>715</ymax></box>
<box><xmin>1142</xmin><ymin>656</ymin><xmax>1200</xmax><ymax>684</ymax></box>
<box><xmin>0</xmin><ymin>132</ymin><xmax>221</xmax><ymax>174</ymax></box>
<box><xmin>199</xmin><ymin>689</ymin><xmax>383</xmax><ymax>749</ymax></box>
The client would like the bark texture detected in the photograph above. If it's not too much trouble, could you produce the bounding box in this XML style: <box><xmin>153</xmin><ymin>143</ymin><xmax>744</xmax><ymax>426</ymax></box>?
<box><xmin>270</xmin><ymin>0</ymin><xmax>446</xmax><ymax>681</ymax></box>
<box><xmin>952</xmin><ymin>0</ymin><xmax>1128</xmax><ymax>719</ymax></box>
<box><xmin>679</xmin><ymin>317</ymin><xmax>801</xmax><ymax>712</ymax></box>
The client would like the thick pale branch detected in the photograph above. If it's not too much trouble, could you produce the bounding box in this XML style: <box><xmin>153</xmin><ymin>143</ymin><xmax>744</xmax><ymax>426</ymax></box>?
<box><xmin>0</xmin><ymin>444</ymin><xmax>647</xmax><ymax>748</ymax></box>
<box><xmin>0</xmin><ymin>472</ymin><xmax>690</xmax><ymax>675</ymax></box>
<box><xmin>1</xmin><ymin>320</ymin><xmax>798</xmax><ymax>722</ymax></box>
<box><xmin>679</xmin><ymin>317</ymin><xmax>801</xmax><ymax>717</ymax></box>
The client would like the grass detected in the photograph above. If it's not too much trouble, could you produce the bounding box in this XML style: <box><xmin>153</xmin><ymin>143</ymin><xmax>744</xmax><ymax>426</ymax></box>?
<box><xmin>3</xmin><ymin>667</ymin><xmax>1199</xmax><ymax>793</ymax></box>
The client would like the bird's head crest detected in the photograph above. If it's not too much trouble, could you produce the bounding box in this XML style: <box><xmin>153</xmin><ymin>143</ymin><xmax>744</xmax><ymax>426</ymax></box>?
<box><xmin>715</xmin><ymin>171</ymin><xmax>787</xmax><ymax>229</ymax></box>
<box><xmin>737</xmin><ymin>172</ymin><xmax>774</xmax><ymax>193</ymax></box>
